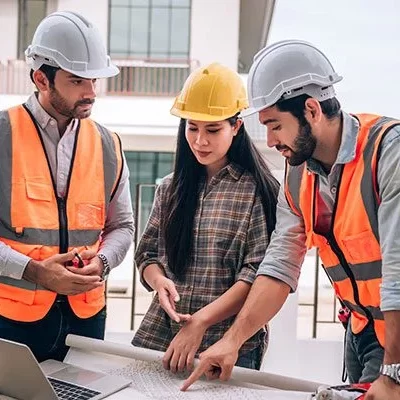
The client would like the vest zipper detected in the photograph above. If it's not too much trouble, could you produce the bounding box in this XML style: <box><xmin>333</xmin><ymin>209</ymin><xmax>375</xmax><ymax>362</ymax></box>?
<box><xmin>57</xmin><ymin>197</ymin><xmax>68</xmax><ymax>253</ymax></box>
<box><xmin>22</xmin><ymin>105</ymin><xmax>79</xmax><ymax>254</ymax></box>
<box><xmin>314</xmin><ymin>169</ymin><xmax>374</xmax><ymax>324</ymax></box>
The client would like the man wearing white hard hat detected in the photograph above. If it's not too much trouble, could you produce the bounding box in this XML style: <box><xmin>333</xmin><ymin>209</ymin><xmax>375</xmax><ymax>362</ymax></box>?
<box><xmin>182</xmin><ymin>40</ymin><xmax>400</xmax><ymax>400</ymax></box>
<box><xmin>0</xmin><ymin>11</ymin><xmax>134</xmax><ymax>362</ymax></box>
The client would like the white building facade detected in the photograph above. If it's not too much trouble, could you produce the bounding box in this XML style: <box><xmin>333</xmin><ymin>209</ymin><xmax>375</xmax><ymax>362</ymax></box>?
<box><xmin>0</xmin><ymin>0</ymin><xmax>282</xmax><ymax>198</ymax></box>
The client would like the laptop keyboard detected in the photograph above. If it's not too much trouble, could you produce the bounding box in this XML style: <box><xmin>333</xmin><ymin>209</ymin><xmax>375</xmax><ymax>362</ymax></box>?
<box><xmin>48</xmin><ymin>377</ymin><xmax>101</xmax><ymax>400</ymax></box>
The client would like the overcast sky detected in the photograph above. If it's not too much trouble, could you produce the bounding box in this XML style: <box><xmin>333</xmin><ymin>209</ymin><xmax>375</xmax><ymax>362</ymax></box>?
<box><xmin>267</xmin><ymin>0</ymin><xmax>400</xmax><ymax>116</ymax></box>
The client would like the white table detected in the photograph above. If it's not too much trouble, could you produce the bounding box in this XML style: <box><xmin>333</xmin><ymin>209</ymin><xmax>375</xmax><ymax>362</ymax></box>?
<box><xmin>64</xmin><ymin>346</ymin><xmax>313</xmax><ymax>400</ymax></box>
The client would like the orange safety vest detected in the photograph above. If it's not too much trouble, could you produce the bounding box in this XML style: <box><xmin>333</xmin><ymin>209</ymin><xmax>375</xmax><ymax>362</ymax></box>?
<box><xmin>284</xmin><ymin>114</ymin><xmax>400</xmax><ymax>347</ymax></box>
<box><xmin>0</xmin><ymin>105</ymin><xmax>123</xmax><ymax>322</ymax></box>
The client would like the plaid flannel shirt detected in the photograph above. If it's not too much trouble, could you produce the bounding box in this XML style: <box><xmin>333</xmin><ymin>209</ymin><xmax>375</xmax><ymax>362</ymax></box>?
<box><xmin>133</xmin><ymin>163</ymin><xmax>270</xmax><ymax>357</ymax></box>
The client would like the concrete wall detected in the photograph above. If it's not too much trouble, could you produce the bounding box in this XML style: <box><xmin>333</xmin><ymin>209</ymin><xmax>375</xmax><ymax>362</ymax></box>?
<box><xmin>0</xmin><ymin>0</ymin><xmax>19</xmax><ymax>60</ymax></box>
<box><xmin>190</xmin><ymin>0</ymin><xmax>240</xmax><ymax>70</ymax></box>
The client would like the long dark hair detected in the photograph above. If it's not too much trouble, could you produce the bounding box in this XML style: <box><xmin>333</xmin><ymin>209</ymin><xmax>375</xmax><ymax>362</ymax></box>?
<box><xmin>163</xmin><ymin>116</ymin><xmax>280</xmax><ymax>280</ymax></box>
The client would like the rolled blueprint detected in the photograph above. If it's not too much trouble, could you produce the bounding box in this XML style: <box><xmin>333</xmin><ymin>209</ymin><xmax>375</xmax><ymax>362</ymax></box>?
<box><xmin>66</xmin><ymin>334</ymin><xmax>325</xmax><ymax>393</ymax></box>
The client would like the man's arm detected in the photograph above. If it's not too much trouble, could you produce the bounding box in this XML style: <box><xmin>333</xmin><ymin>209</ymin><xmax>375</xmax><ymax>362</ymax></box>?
<box><xmin>377</xmin><ymin>127</ymin><xmax>400</xmax><ymax>360</ymax></box>
<box><xmin>97</xmin><ymin>154</ymin><xmax>135</xmax><ymax>269</ymax></box>
<box><xmin>366</xmin><ymin>126</ymin><xmax>400</xmax><ymax>399</ymax></box>
<box><xmin>222</xmin><ymin>276</ymin><xmax>290</xmax><ymax>350</ymax></box>
<box><xmin>0</xmin><ymin>243</ymin><xmax>31</xmax><ymax>280</ymax></box>
<box><xmin>383</xmin><ymin>312</ymin><xmax>400</xmax><ymax>364</ymax></box>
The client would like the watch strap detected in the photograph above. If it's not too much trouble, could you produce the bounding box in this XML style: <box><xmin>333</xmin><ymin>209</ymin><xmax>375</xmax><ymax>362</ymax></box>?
<box><xmin>380</xmin><ymin>363</ymin><xmax>400</xmax><ymax>384</ymax></box>
<box><xmin>97</xmin><ymin>253</ymin><xmax>110</xmax><ymax>281</ymax></box>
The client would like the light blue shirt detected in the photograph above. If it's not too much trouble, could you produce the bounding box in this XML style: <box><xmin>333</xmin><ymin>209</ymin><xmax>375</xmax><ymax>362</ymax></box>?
<box><xmin>257</xmin><ymin>111</ymin><xmax>400</xmax><ymax>312</ymax></box>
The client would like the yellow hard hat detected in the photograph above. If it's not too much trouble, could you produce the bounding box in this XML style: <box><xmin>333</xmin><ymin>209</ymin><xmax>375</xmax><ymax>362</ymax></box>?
<box><xmin>170</xmin><ymin>63</ymin><xmax>248</xmax><ymax>122</ymax></box>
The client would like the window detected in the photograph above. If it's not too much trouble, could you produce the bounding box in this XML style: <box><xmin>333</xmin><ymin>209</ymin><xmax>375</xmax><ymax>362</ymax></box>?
<box><xmin>124</xmin><ymin>150</ymin><xmax>174</xmax><ymax>204</ymax></box>
<box><xmin>124</xmin><ymin>151</ymin><xmax>174</xmax><ymax>237</ymax></box>
<box><xmin>109</xmin><ymin>0</ymin><xmax>191</xmax><ymax>60</ymax></box>
<box><xmin>18</xmin><ymin>0</ymin><xmax>47</xmax><ymax>59</ymax></box>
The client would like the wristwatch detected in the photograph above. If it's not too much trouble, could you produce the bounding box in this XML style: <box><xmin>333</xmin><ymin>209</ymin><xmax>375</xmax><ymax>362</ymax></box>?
<box><xmin>97</xmin><ymin>253</ymin><xmax>110</xmax><ymax>281</ymax></box>
<box><xmin>380</xmin><ymin>363</ymin><xmax>400</xmax><ymax>384</ymax></box>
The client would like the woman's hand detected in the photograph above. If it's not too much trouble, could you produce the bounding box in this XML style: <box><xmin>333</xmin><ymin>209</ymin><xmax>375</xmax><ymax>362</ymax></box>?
<box><xmin>163</xmin><ymin>316</ymin><xmax>207</xmax><ymax>373</ymax></box>
<box><xmin>153</xmin><ymin>275</ymin><xmax>191</xmax><ymax>323</ymax></box>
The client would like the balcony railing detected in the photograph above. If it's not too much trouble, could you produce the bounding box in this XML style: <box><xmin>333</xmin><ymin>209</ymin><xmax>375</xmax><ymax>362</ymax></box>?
<box><xmin>0</xmin><ymin>58</ymin><xmax>199</xmax><ymax>96</ymax></box>
<box><xmin>0</xmin><ymin>60</ymin><xmax>35</xmax><ymax>95</ymax></box>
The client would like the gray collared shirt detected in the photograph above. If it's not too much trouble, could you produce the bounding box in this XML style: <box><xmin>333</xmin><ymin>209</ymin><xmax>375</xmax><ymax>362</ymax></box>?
<box><xmin>0</xmin><ymin>94</ymin><xmax>134</xmax><ymax>279</ymax></box>
<box><xmin>257</xmin><ymin>111</ymin><xmax>400</xmax><ymax>312</ymax></box>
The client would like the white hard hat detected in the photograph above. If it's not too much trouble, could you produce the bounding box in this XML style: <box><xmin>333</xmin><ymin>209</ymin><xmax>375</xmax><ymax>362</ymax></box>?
<box><xmin>242</xmin><ymin>40</ymin><xmax>342</xmax><ymax>117</ymax></box>
<box><xmin>25</xmin><ymin>11</ymin><xmax>119</xmax><ymax>79</ymax></box>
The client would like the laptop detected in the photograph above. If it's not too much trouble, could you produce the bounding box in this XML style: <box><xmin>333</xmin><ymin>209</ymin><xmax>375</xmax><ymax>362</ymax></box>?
<box><xmin>0</xmin><ymin>338</ymin><xmax>132</xmax><ymax>400</ymax></box>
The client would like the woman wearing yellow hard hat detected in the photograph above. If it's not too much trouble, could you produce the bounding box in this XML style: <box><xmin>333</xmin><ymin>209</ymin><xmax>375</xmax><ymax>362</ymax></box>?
<box><xmin>132</xmin><ymin>63</ymin><xmax>279</xmax><ymax>373</ymax></box>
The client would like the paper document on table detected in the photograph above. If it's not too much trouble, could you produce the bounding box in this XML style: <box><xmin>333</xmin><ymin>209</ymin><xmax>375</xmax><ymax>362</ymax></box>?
<box><xmin>112</xmin><ymin>358</ymin><xmax>314</xmax><ymax>399</ymax></box>
<box><xmin>112</xmin><ymin>358</ymin><xmax>313</xmax><ymax>399</ymax></box>
<box><xmin>65</xmin><ymin>334</ymin><xmax>325</xmax><ymax>393</ymax></box>
<box><xmin>65</xmin><ymin>347</ymin><xmax>311</xmax><ymax>400</ymax></box>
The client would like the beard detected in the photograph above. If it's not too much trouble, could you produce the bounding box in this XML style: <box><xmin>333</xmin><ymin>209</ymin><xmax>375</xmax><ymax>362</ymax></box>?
<box><xmin>49</xmin><ymin>86</ymin><xmax>94</xmax><ymax>119</ymax></box>
<box><xmin>277</xmin><ymin>120</ymin><xmax>317</xmax><ymax>166</ymax></box>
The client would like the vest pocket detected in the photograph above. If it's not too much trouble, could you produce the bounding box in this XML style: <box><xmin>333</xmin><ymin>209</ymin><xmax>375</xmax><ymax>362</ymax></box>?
<box><xmin>18</xmin><ymin>180</ymin><xmax>55</xmax><ymax>229</ymax></box>
<box><xmin>75</xmin><ymin>203</ymin><xmax>104</xmax><ymax>229</ymax></box>
<box><xmin>0</xmin><ymin>278</ymin><xmax>36</xmax><ymax>305</ymax></box>
<box><xmin>341</xmin><ymin>231</ymin><xmax>381</xmax><ymax>263</ymax></box>
<box><xmin>25</xmin><ymin>181</ymin><xmax>53</xmax><ymax>201</ymax></box>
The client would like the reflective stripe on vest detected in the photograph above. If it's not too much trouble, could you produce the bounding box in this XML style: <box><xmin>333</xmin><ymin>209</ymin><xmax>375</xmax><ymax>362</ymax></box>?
<box><xmin>0</xmin><ymin>105</ymin><xmax>123</xmax><ymax>321</ymax></box>
<box><xmin>284</xmin><ymin>114</ymin><xmax>400</xmax><ymax>347</ymax></box>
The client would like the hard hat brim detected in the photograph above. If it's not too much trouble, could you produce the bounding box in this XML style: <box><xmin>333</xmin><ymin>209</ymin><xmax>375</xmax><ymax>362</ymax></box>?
<box><xmin>170</xmin><ymin>107</ymin><xmax>240</xmax><ymax>122</ymax></box>
<box><xmin>240</xmin><ymin>104</ymin><xmax>267</xmax><ymax>118</ymax></box>
<box><xmin>62</xmin><ymin>64</ymin><xmax>120</xmax><ymax>79</ymax></box>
